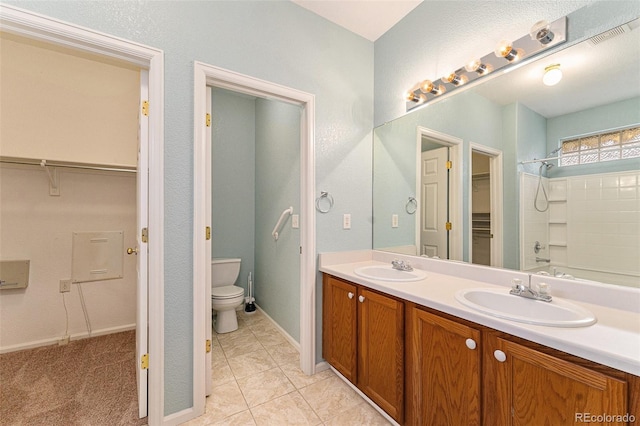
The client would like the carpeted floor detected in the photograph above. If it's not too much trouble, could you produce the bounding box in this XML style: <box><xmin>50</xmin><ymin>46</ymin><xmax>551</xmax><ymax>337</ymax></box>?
<box><xmin>0</xmin><ymin>330</ymin><xmax>147</xmax><ymax>425</ymax></box>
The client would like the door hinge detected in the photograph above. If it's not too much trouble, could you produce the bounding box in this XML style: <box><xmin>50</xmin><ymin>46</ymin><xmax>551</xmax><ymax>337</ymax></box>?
<box><xmin>446</xmin><ymin>160</ymin><xmax>452</xmax><ymax>169</ymax></box>
<box><xmin>141</xmin><ymin>353</ymin><xmax>149</xmax><ymax>370</ymax></box>
<box><xmin>205</xmin><ymin>226</ymin><xmax>211</xmax><ymax>241</ymax></box>
<box><xmin>142</xmin><ymin>100</ymin><xmax>149</xmax><ymax>117</ymax></box>
<box><xmin>141</xmin><ymin>227</ymin><xmax>148</xmax><ymax>243</ymax></box>
<box><xmin>445</xmin><ymin>222</ymin><xmax>452</xmax><ymax>231</ymax></box>
<box><xmin>206</xmin><ymin>339</ymin><xmax>212</xmax><ymax>353</ymax></box>
<box><xmin>205</xmin><ymin>113</ymin><xmax>211</xmax><ymax>127</ymax></box>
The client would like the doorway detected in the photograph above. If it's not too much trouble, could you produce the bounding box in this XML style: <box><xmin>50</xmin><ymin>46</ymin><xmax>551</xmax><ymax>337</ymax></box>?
<box><xmin>416</xmin><ymin>127</ymin><xmax>463</xmax><ymax>261</ymax></box>
<box><xmin>469</xmin><ymin>144</ymin><xmax>503</xmax><ymax>267</ymax></box>
<box><xmin>0</xmin><ymin>5</ymin><xmax>164</xmax><ymax>423</ymax></box>
<box><xmin>194</xmin><ymin>62</ymin><xmax>316</xmax><ymax>415</ymax></box>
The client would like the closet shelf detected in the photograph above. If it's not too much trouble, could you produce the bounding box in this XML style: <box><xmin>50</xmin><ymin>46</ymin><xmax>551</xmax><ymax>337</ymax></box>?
<box><xmin>0</xmin><ymin>156</ymin><xmax>136</xmax><ymax>173</ymax></box>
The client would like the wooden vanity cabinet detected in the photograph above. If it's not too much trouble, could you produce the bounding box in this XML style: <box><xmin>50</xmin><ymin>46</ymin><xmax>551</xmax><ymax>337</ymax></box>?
<box><xmin>405</xmin><ymin>303</ymin><xmax>482</xmax><ymax>426</ymax></box>
<box><xmin>483</xmin><ymin>331</ymin><xmax>633</xmax><ymax>426</ymax></box>
<box><xmin>322</xmin><ymin>274</ymin><xmax>404</xmax><ymax>423</ymax></box>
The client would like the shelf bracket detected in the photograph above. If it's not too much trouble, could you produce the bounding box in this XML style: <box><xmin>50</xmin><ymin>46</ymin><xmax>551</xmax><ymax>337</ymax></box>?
<box><xmin>40</xmin><ymin>160</ymin><xmax>60</xmax><ymax>196</ymax></box>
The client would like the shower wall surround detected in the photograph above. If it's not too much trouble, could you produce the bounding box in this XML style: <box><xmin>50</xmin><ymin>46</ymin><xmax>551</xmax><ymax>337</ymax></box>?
<box><xmin>521</xmin><ymin>170</ymin><xmax>640</xmax><ymax>287</ymax></box>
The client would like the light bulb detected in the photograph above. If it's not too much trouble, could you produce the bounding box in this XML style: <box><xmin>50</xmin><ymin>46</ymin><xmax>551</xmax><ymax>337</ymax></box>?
<box><xmin>494</xmin><ymin>40</ymin><xmax>523</xmax><ymax>62</ymax></box>
<box><xmin>530</xmin><ymin>20</ymin><xmax>554</xmax><ymax>45</ymax></box>
<box><xmin>465</xmin><ymin>59</ymin><xmax>492</xmax><ymax>75</ymax></box>
<box><xmin>542</xmin><ymin>64</ymin><xmax>562</xmax><ymax>86</ymax></box>
<box><xmin>419</xmin><ymin>80</ymin><xmax>445</xmax><ymax>95</ymax></box>
<box><xmin>405</xmin><ymin>91</ymin><xmax>427</xmax><ymax>103</ymax></box>
<box><xmin>442</xmin><ymin>72</ymin><xmax>468</xmax><ymax>86</ymax></box>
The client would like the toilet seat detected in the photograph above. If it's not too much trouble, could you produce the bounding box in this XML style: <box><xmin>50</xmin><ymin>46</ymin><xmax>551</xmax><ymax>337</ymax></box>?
<box><xmin>211</xmin><ymin>285</ymin><xmax>244</xmax><ymax>300</ymax></box>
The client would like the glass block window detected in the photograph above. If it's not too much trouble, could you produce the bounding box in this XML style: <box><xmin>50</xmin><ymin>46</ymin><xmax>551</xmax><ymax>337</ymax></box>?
<box><xmin>559</xmin><ymin>126</ymin><xmax>640</xmax><ymax>166</ymax></box>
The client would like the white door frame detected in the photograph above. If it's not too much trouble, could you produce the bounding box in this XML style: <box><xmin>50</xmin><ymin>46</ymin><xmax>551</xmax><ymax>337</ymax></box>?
<box><xmin>193</xmin><ymin>62</ymin><xmax>316</xmax><ymax>411</ymax></box>
<box><xmin>469</xmin><ymin>143</ymin><xmax>504</xmax><ymax>267</ymax></box>
<box><xmin>416</xmin><ymin>127</ymin><xmax>463</xmax><ymax>261</ymax></box>
<box><xmin>0</xmin><ymin>5</ymin><xmax>166</xmax><ymax>424</ymax></box>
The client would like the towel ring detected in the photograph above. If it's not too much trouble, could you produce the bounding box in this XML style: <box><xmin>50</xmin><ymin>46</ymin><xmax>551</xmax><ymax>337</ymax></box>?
<box><xmin>315</xmin><ymin>191</ymin><xmax>334</xmax><ymax>213</ymax></box>
<box><xmin>406</xmin><ymin>197</ymin><xmax>417</xmax><ymax>214</ymax></box>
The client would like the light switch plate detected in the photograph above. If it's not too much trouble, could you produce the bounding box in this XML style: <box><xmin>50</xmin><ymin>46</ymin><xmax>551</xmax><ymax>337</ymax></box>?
<box><xmin>343</xmin><ymin>214</ymin><xmax>351</xmax><ymax>229</ymax></box>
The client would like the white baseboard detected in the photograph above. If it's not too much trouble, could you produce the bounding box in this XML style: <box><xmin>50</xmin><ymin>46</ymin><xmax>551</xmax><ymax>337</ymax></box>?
<box><xmin>315</xmin><ymin>360</ymin><xmax>331</xmax><ymax>372</ymax></box>
<box><xmin>253</xmin><ymin>303</ymin><xmax>301</xmax><ymax>352</ymax></box>
<box><xmin>0</xmin><ymin>323</ymin><xmax>136</xmax><ymax>354</ymax></box>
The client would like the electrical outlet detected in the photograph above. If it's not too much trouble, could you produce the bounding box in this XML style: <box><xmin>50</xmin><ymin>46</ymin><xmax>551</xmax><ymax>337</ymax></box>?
<box><xmin>392</xmin><ymin>214</ymin><xmax>399</xmax><ymax>228</ymax></box>
<box><xmin>343</xmin><ymin>214</ymin><xmax>351</xmax><ymax>229</ymax></box>
<box><xmin>291</xmin><ymin>214</ymin><xmax>299</xmax><ymax>229</ymax></box>
<box><xmin>59</xmin><ymin>279</ymin><xmax>71</xmax><ymax>293</ymax></box>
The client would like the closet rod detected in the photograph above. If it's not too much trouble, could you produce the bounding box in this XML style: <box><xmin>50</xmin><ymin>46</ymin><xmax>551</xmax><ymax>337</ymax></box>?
<box><xmin>0</xmin><ymin>157</ymin><xmax>136</xmax><ymax>173</ymax></box>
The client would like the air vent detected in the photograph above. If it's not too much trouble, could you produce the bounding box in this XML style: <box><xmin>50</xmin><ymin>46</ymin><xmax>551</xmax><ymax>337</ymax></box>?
<box><xmin>588</xmin><ymin>24</ymin><xmax>630</xmax><ymax>46</ymax></box>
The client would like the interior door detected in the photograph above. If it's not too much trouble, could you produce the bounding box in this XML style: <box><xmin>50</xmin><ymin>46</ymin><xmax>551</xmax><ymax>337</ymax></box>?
<box><xmin>136</xmin><ymin>69</ymin><xmax>149</xmax><ymax>419</ymax></box>
<box><xmin>420</xmin><ymin>147</ymin><xmax>449</xmax><ymax>257</ymax></box>
<box><xmin>205</xmin><ymin>86</ymin><xmax>212</xmax><ymax>396</ymax></box>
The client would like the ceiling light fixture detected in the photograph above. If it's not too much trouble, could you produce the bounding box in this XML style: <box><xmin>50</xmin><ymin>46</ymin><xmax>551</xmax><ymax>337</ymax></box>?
<box><xmin>405</xmin><ymin>91</ymin><xmax>426</xmax><ymax>103</ymax></box>
<box><xmin>542</xmin><ymin>64</ymin><xmax>562</xmax><ymax>86</ymax></box>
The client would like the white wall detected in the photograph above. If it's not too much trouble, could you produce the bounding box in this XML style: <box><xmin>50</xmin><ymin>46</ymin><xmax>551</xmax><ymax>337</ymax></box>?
<box><xmin>0</xmin><ymin>165</ymin><xmax>137</xmax><ymax>351</ymax></box>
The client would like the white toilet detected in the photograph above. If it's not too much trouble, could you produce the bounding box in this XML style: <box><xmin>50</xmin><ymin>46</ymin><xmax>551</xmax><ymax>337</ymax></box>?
<box><xmin>211</xmin><ymin>258</ymin><xmax>245</xmax><ymax>333</ymax></box>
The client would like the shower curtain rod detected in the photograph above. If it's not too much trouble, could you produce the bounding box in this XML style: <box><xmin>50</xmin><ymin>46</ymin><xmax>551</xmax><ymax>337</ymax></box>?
<box><xmin>0</xmin><ymin>156</ymin><xmax>136</xmax><ymax>173</ymax></box>
<box><xmin>519</xmin><ymin>155</ymin><xmax>560</xmax><ymax>165</ymax></box>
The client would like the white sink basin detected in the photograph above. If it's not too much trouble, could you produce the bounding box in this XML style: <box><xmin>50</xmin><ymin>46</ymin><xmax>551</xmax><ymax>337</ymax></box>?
<box><xmin>455</xmin><ymin>288</ymin><xmax>597</xmax><ymax>328</ymax></box>
<box><xmin>354</xmin><ymin>265</ymin><xmax>427</xmax><ymax>282</ymax></box>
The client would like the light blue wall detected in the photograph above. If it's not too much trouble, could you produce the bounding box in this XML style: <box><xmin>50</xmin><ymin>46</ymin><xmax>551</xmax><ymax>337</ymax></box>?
<box><xmin>5</xmin><ymin>0</ymin><xmax>373</xmax><ymax>415</ymax></box>
<box><xmin>255</xmin><ymin>99</ymin><xmax>301</xmax><ymax>340</ymax></box>
<box><xmin>548</xmin><ymin>97</ymin><xmax>640</xmax><ymax>178</ymax></box>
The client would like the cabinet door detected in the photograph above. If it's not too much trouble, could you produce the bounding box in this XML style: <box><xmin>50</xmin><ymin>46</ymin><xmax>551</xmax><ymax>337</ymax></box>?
<box><xmin>406</xmin><ymin>307</ymin><xmax>481</xmax><ymax>426</ymax></box>
<box><xmin>484</xmin><ymin>335</ymin><xmax>628</xmax><ymax>425</ymax></box>
<box><xmin>322</xmin><ymin>275</ymin><xmax>357</xmax><ymax>382</ymax></box>
<box><xmin>357</xmin><ymin>288</ymin><xmax>404</xmax><ymax>422</ymax></box>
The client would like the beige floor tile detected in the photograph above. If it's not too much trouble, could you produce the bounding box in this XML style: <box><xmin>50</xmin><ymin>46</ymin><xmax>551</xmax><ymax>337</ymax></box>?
<box><xmin>220</xmin><ymin>334</ymin><xmax>262</xmax><ymax>358</ymax></box>
<box><xmin>279</xmin><ymin>362</ymin><xmax>334</xmax><ymax>390</ymax></box>
<box><xmin>216</xmin><ymin>326</ymin><xmax>254</xmax><ymax>343</ymax></box>
<box><xmin>212</xmin><ymin>362</ymin><xmax>236</xmax><ymax>385</ymax></box>
<box><xmin>236</xmin><ymin>368</ymin><xmax>296</xmax><ymax>407</ymax></box>
<box><xmin>201</xmin><ymin>381</ymin><xmax>249</xmax><ymax>423</ymax></box>
<box><xmin>254</xmin><ymin>329</ymin><xmax>289</xmax><ymax>347</ymax></box>
<box><xmin>323</xmin><ymin>400</ymin><xmax>392</xmax><ymax>425</ymax></box>
<box><xmin>298</xmin><ymin>375</ymin><xmax>363</xmax><ymax>422</ymax></box>
<box><xmin>264</xmin><ymin>343</ymin><xmax>299</xmax><ymax>366</ymax></box>
<box><xmin>250</xmin><ymin>391</ymin><xmax>321</xmax><ymax>426</ymax></box>
<box><xmin>228</xmin><ymin>348</ymin><xmax>277</xmax><ymax>380</ymax></box>
<box><xmin>210</xmin><ymin>409</ymin><xmax>256</xmax><ymax>425</ymax></box>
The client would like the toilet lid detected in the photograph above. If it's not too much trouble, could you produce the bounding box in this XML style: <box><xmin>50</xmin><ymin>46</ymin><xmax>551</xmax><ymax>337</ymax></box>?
<box><xmin>211</xmin><ymin>285</ymin><xmax>244</xmax><ymax>299</ymax></box>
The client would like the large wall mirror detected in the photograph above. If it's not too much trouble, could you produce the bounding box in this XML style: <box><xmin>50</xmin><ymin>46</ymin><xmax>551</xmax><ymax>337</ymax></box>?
<box><xmin>373</xmin><ymin>17</ymin><xmax>640</xmax><ymax>288</ymax></box>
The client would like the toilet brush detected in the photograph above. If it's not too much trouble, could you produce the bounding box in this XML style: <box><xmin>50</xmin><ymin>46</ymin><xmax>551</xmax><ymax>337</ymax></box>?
<box><xmin>245</xmin><ymin>272</ymin><xmax>256</xmax><ymax>313</ymax></box>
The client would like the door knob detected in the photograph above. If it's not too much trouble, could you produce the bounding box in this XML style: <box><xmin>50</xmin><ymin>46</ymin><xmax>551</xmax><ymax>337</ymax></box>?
<box><xmin>358</xmin><ymin>295</ymin><xmax>365</xmax><ymax>303</ymax></box>
<box><xmin>347</xmin><ymin>292</ymin><xmax>354</xmax><ymax>299</ymax></box>
<box><xmin>465</xmin><ymin>338</ymin><xmax>477</xmax><ymax>350</ymax></box>
<box><xmin>494</xmin><ymin>350</ymin><xmax>507</xmax><ymax>362</ymax></box>
<box><xmin>127</xmin><ymin>247</ymin><xmax>139</xmax><ymax>255</ymax></box>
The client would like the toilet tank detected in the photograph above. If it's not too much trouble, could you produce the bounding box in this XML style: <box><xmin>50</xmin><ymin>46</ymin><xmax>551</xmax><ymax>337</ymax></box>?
<box><xmin>211</xmin><ymin>258</ymin><xmax>241</xmax><ymax>287</ymax></box>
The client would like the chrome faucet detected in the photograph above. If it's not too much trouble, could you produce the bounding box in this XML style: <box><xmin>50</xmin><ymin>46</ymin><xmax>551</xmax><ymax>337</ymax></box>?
<box><xmin>391</xmin><ymin>259</ymin><xmax>413</xmax><ymax>272</ymax></box>
<box><xmin>509</xmin><ymin>278</ymin><xmax>552</xmax><ymax>302</ymax></box>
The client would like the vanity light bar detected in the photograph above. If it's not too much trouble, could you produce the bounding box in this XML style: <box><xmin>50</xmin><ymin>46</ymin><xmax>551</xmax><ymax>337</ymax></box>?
<box><xmin>405</xmin><ymin>16</ymin><xmax>567</xmax><ymax>112</ymax></box>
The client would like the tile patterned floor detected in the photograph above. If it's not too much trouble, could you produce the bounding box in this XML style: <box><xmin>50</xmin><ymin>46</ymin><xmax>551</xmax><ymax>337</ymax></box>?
<box><xmin>183</xmin><ymin>309</ymin><xmax>391</xmax><ymax>426</ymax></box>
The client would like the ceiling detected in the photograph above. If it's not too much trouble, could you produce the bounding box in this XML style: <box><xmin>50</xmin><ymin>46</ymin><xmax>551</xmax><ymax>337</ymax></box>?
<box><xmin>291</xmin><ymin>0</ymin><xmax>423</xmax><ymax>41</ymax></box>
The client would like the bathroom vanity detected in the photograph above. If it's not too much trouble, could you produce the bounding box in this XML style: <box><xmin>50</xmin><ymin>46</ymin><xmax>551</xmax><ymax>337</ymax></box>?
<box><xmin>320</xmin><ymin>250</ymin><xmax>640</xmax><ymax>425</ymax></box>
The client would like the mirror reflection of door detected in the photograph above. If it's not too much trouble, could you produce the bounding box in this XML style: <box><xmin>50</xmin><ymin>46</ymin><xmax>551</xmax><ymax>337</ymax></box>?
<box><xmin>471</xmin><ymin>151</ymin><xmax>491</xmax><ymax>265</ymax></box>
<box><xmin>420</xmin><ymin>143</ymin><xmax>449</xmax><ymax>258</ymax></box>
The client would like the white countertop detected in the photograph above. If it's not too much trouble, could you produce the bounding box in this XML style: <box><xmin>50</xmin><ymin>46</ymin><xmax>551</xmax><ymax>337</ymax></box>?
<box><xmin>319</xmin><ymin>250</ymin><xmax>640</xmax><ymax>376</ymax></box>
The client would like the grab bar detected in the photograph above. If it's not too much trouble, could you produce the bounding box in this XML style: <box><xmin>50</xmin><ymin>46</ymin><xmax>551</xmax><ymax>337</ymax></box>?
<box><xmin>272</xmin><ymin>206</ymin><xmax>293</xmax><ymax>241</ymax></box>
